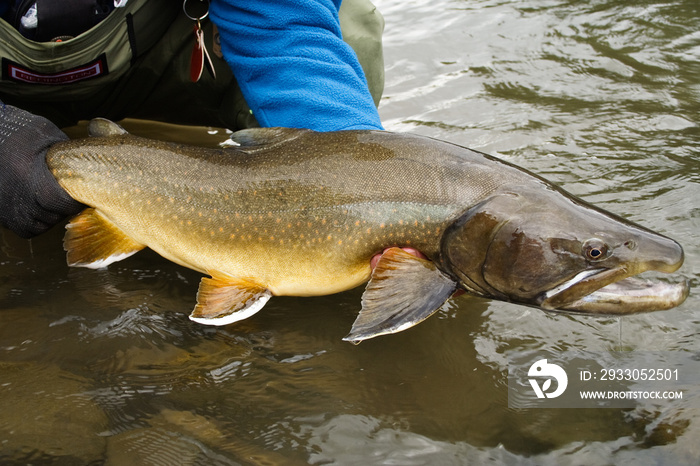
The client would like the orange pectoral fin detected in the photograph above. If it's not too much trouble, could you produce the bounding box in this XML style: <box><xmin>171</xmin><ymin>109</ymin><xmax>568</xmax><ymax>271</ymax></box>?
<box><xmin>343</xmin><ymin>247</ymin><xmax>457</xmax><ymax>344</ymax></box>
<box><xmin>189</xmin><ymin>273</ymin><xmax>271</xmax><ymax>326</ymax></box>
<box><xmin>64</xmin><ymin>208</ymin><xmax>145</xmax><ymax>269</ymax></box>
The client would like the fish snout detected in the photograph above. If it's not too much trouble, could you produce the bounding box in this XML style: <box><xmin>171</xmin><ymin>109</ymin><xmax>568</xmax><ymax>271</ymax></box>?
<box><xmin>643</xmin><ymin>235</ymin><xmax>685</xmax><ymax>274</ymax></box>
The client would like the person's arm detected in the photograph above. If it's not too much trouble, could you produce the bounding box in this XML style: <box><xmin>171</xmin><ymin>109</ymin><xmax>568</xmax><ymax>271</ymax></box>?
<box><xmin>0</xmin><ymin>103</ymin><xmax>84</xmax><ymax>238</ymax></box>
<box><xmin>210</xmin><ymin>0</ymin><xmax>383</xmax><ymax>131</ymax></box>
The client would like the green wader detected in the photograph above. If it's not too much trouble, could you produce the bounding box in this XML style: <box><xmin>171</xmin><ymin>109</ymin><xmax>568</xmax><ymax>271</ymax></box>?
<box><xmin>0</xmin><ymin>0</ymin><xmax>384</xmax><ymax>130</ymax></box>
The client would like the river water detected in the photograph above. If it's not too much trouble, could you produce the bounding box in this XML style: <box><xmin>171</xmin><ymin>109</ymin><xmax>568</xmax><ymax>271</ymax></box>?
<box><xmin>1</xmin><ymin>0</ymin><xmax>699</xmax><ymax>464</ymax></box>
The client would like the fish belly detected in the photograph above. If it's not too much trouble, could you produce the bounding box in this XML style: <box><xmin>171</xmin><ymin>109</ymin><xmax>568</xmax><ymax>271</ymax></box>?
<box><xmin>63</xmin><ymin>189</ymin><xmax>449</xmax><ymax>296</ymax></box>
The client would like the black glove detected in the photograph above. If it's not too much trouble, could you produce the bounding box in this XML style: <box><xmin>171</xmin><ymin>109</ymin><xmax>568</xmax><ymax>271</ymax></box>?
<box><xmin>0</xmin><ymin>103</ymin><xmax>85</xmax><ymax>238</ymax></box>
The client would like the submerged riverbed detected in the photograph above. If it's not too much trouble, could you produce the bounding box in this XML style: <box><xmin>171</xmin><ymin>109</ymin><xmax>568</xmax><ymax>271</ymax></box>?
<box><xmin>2</xmin><ymin>0</ymin><xmax>699</xmax><ymax>464</ymax></box>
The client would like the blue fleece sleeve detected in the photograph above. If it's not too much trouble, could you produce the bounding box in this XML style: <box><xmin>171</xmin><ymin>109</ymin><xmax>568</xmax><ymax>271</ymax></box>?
<box><xmin>209</xmin><ymin>0</ymin><xmax>383</xmax><ymax>131</ymax></box>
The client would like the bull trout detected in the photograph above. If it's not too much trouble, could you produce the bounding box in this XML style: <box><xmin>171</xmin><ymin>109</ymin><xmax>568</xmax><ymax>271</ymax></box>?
<box><xmin>46</xmin><ymin>119</ymin><xmax>689</xmax><ymax>343</ymax></box>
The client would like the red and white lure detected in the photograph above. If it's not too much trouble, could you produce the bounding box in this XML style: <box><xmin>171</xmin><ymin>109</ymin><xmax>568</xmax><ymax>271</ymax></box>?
<box><xmin>184</xmin><ymin>0</ymin><xmax>216</xmax><ymax>82</ymax></box>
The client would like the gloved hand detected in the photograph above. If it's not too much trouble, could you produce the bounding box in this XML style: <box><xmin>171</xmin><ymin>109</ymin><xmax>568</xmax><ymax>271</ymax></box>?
<box><xmin>0</xmin><ymin>103</ymin><xmax>85</xmax><ymax>238</ymax></box>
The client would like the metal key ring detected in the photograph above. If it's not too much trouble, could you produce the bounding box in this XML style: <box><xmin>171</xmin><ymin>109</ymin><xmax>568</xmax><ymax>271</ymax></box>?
<box><xmin>183</xmin><ymin>0</ymin><xmax>210</xmax><ymax>21</ymax></box>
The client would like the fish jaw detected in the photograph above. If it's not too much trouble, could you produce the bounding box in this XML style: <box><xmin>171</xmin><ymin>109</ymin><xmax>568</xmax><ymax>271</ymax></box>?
<box><xmin>537</xmin><ymin>266</ymin><xmax>689</xmax><ymax>315</ymax></box>
<box><xmin>559</xmin><ymin>276</ymin><xmax>690</xmax><ymax>314</ymax></box>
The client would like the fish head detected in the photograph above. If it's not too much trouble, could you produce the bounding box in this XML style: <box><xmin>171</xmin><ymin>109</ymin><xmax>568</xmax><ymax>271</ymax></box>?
<box><xmin>440</xmin><ymin>185</ymin><xmax>688</xmax><ymax>314</ymax></box>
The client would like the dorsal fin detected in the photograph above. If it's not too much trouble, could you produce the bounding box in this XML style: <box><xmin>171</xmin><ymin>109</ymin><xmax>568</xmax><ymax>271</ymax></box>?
<box><xmin>229</xmin><ymin>127</ymin><xmax>311</xmax><ymax>153</ymax></box>
<box><xmin>88</xmin><ymin>118</ymin><xmax>128</xmax><ymax>137</ymax></box>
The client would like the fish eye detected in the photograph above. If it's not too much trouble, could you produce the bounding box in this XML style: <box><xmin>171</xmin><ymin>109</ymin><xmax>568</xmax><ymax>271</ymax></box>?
<box><xmin>583</xmin><ymin>239</ymin><xmax>608</xmax><ymax>261</ymax></box>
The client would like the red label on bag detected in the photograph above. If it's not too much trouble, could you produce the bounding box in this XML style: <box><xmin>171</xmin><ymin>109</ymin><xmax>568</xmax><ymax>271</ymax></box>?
<box><xmin>2</xmin><ymin>55</ymin><xmax>108</xmax><ymax>85</ymax></box>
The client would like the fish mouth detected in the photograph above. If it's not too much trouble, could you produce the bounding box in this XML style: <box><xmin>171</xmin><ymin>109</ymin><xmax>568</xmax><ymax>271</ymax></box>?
<box><xmin>538</xmin><ymin>268</ymin><xmax>689</xmax><ymax>315</ymax></box>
